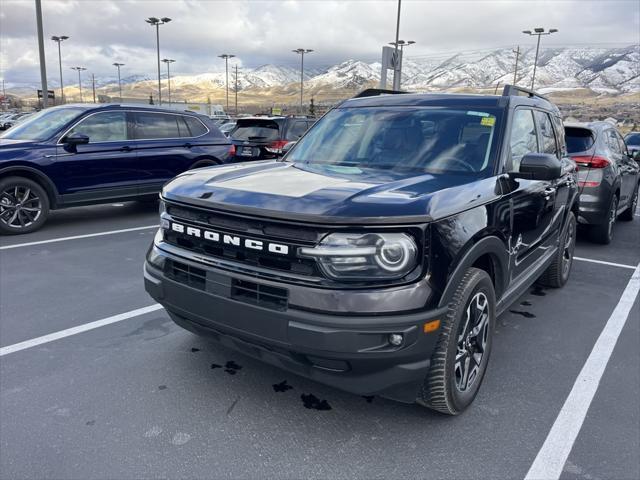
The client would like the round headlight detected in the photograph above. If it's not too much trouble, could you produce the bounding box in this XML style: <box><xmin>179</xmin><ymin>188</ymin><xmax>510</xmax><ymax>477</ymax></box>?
<box><xmin>376</xmin><ymin>236</ymin><xmax>415</xmax><ymax>272</ymax></box>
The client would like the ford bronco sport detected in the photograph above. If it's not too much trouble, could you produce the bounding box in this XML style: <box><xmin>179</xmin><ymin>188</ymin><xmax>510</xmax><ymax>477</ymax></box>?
<box><xmin>144</xmin><ymin>86</ymin><xmax>579</xmax><ymax>414</ymax></box>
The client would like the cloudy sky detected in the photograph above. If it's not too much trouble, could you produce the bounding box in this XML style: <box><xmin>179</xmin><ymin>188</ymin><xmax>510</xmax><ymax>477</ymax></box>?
<box><xmin>1</xmin><ymin>0</ymin><xmax>638</xmax><ymax>84</ymax></box>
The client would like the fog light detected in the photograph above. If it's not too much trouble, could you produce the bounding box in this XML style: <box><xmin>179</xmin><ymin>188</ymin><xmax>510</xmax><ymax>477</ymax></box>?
<box><xmin>388</xmin><ymin>334</ymin><xmax>403</xmax><ymax>346</ymax></box>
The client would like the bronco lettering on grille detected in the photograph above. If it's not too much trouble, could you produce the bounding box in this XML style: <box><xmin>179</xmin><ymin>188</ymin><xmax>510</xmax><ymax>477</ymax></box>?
<box><xmin>169</xmin><ymin>221</ymin><xmax>290</xmax><ymax>255</ymax></box>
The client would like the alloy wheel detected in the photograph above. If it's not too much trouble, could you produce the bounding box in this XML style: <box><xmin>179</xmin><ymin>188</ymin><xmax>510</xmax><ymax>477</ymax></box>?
<box><xmin>607</xmin><ymin>197</ymin><xmax>618</xmax><ymax>238</ymax></box>
<box><xmin>0</xmin><ymin>185</ymin><xmax>43</xmax><ymax>229</ymax></box>
<box><xmin>455</xmin><ymin>292</ymin><xmax>490</xmax><ymax>392</ymax></box>
<box><xmin>562</xmin><ymin>217</ymin><xmax>576</xmax><ymax>277</ymax></box>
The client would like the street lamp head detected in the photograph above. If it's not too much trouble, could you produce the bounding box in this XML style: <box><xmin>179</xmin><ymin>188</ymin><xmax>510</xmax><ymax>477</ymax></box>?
<box><xmin>407</xmin><ymin>40</ymin><xmax>416</xmax><ymax>45</ymax></box>
<box><xmin>522</xmin><ymin>30</ymin><xmax>532</xmax><ymax>34</ymax></box>
<box><xmin>113</xmin><ymin>62</ymin><xmax>125</xmax><ymax>67</ymax></box>
<box><xmin>161</xmin><ymin>17</ymin><xmax>171</xmax><ymax>23</ymax></box>
<box><xmin>534</xmin><ymin>27</ymin><xmax>545</xmax><ymax>33</ymax></box>
<box><xmin>162</xmin><ymin>58</ymin><xmax>175</xmax><ymax>64</ymax></box>
<box><xmin>549</xmin><ymin>28</ymin><xmax>558</xmax><ymax>33</ymax></box>
<box><xmin>146</xmin><ymin>17</ymin><xmax>159</xmax><ymax>24</ymax></box>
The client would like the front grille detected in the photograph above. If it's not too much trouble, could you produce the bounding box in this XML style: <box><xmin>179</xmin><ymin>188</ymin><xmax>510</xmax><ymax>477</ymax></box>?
<box><xmin>164</xmin><ymin>203</ymin><xmax>323</xmax><ymax>277</ymax></box>
<box><xmin>231</xmin><ymin>279</ymin><xmax>288</xmax><ymax>311</ymax></box>
<box><xmin>165</xmin><ymin>259</ymin><xmax>289</xmax><ymax>311</ymax></box>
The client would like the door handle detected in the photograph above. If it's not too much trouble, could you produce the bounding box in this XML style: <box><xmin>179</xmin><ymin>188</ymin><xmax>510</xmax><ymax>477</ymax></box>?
<box><xmin>120</xmin><ymin>146</ymin><xmax>132</xmax><ymax>152</ymax></box>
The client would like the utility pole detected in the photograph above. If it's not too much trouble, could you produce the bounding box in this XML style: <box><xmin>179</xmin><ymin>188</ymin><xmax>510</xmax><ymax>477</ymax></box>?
<box><xmin>145</xmin><ymin>17</ymin><xmax>172</xmax><ymax>105</ymax></box>
<box><xmin>51</xmin><ymin>36</ymin><xmax>69</xmax><ymax>104</ymax></box>
<box><xmin>35</xmin><ymin>0</ymin><xmax>48</xmax><ymax>108</ymax></box>
<box><xmin>234</xmin><ymin>64</ymin><xmax>239</xmax><ymax>116</ymax></box>
<box><xmin>91</xmin><ymin>73</ymin><xmax>96</xmax><ymax>103</ymax></box>
<box><xmin>218</xmin><ymin>54</ymin><xmax>235</xmax><ymax>112</ymax></box>
<box><xmin>1</xmin><ymin>79</ymin><xmax>6</xmax><ymax>111</ymax></box>
<box><xmin>392</xmin><ymin>0</ymin><xmax>402</xmax><ymax>90</ymax></box>
<box><xmin>513</xmin><ymin>46</ymin><xmax>520</xmax><ymax>85</ymax></box>
<box><xmin>113</xmin><ymin>63</ymin><xmax>124</xmax><ymax>102</ymax></box>
<box><xmin>292</xmin><ymin>48</ymin><xmax>313</xmax><ymax>114</ymax></box>
<box><xmin>162</xmin><ymin>59</ymin><xmax>175</xmax><ymax>106</ymax></box>
<box><xmin>522</xmin><ymin>28</ymin><xmax>558</xmax><ymax>90</ymax></box>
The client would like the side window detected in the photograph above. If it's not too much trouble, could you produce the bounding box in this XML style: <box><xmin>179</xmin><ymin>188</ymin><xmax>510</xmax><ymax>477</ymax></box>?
<box><xmin>134</xmin><ymin>112</ymin><xmax>181</xmax><ymax>139</ymax></box>
<box><xmin>534</xmin><ymin>110</ymin><xmax>558</xmax><ymax>156</ymax></box>
<box><xmin>66</xmin><ymin>111</ymin><xmax>127</xmax><ymax>143</ymax></box>
<box><xmin>606</xmin><ymin>130</ymin><xmax>621</xmax><ymax>154</ymax></box>
<box><xmin>287</xmin><ymin>121</ymin><xmax>309</xmax><ymax>140</ymax></box>
<box><xmin>509</xmin><ymin>109</ymin><xmax>539</xmax><ymax>171</ymax></box>
<box><xmin>183</xmin><ymin>116</ymin><xmax>208</xmax><ymax>137</ymax></box>
<box><xmin>615</xmin><ymin>131</ymin><xmax>628</xmax><ymax>155</ymax></box>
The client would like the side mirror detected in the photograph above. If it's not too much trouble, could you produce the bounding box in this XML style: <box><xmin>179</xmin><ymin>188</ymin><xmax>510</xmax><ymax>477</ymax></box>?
<box><xmin>63</xmin><ymin>133</ymin><xmax>90</xmax><ymax>146</ymax></box>
<box><xmin>511</xmin><ymin>153</ymin><xmax>562</xmax><ymax>181</ymax></box>
<box><xmin>282</xmin><ymin>141</ymin><xmax>296</xmax><ymax>154</ymax></box>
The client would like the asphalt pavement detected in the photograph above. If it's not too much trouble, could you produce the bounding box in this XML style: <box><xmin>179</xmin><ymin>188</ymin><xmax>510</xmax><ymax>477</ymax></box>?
<box><xmin>0</xmin><ymin>201</ymin><xmax>638</xmax><ymax>480</ymax></box>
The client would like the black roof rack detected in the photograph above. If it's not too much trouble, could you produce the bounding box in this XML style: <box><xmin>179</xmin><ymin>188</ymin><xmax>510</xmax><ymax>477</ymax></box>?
<box><xmin>352</xmin><ymin>88</ymin><xmax>410</xmax><ymax>98</ymax></box>
<box><xmin>502</xmin><ymin>84</ymin><xmax>548</xmax><ymax>101</ymax></box>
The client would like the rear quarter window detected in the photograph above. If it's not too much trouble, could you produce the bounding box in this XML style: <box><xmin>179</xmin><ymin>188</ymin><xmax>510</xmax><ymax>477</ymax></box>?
<box><xmin>183</xmin><ymin>116</ymin><xmax>208</xmax><ymax>137</ymax></box>
<box><xmin>565</xmin><ymin>127</ymin><xmax>595</xmax><ymax>154</ymax></box>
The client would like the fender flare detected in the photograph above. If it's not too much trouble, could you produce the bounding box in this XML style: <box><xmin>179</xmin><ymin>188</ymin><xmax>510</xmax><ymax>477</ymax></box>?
<box><xmin>0</xmin><ymin>165</ymin><xmax>60</xmax><ymax>207</ymax></box>
<box><xmin>437</xmin><ymin>235</ymin><xmax>509</xmax><ymax>309</ymax></box>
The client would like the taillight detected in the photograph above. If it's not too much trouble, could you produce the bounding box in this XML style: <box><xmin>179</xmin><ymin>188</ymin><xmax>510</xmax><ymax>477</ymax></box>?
<box><xmin>228</xmin><ymin>144</ymin><xmax>236</xmax><ymax>156</ymax></box>
<box><xmin>265</xmin><ymin>140</ymin><xmax>289</xmax><ymax>154</ymax></box>
<box><xmin>571</xmin><ymin>155</ymin><xmax>610</xmax><ymax>169</ymax></box>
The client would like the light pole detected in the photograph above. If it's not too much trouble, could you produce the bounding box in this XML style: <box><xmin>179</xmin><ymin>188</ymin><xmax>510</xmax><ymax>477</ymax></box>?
<box><xmin>145</xmin><ymin>16</ymin><xmax>171</xmax><ymax>105</ymax></box>
<box><xmin>218</xmin><ymin>54</ymin><xmax>235</xmax><ymax>112</ymax></box>
<box><xmin>388</xmin><ymin>39</ymin><xmax>415</xmax><ymax>89</ymax></box>
<box><xmin>35</xmin><ymin>0</ymin><xmax>48</xmax><ymax>108</ymax></box>
<box><xmin>513</xmin><ymin>46</ymin><xmax>520</xmax><ymax>85</ymax></box>
<box><xmin>71</xmin><ymin>66</ymin><xmax>86</xmax><ymax>102</ymax></box>
<box><xmin>292</xmin><ymin>48</ymin><xmax>313</xmax><ymax>114</ymax></box>
<box><xmin>522</xmin><ymin>28</ymin><xmax>558</xmax><ymax>90</ymax></box>
<box><xmin>113</xmin><ymin>63</ymin><xmax>124</xmax><ymax>102</ymax></box>
<box><xmin>392</xmin><ymin>0</ymin><xmax>402</xmax><ymax>90</ymax></box>
<box><xmin>51</xmin><ymin>35</ymin><xmax>69</xmax><ymax>104</ymax></box>
<box><xmin>162</xmin><ymin>58</ymin><xmax>175</xmax><ymax>106</ymax></box>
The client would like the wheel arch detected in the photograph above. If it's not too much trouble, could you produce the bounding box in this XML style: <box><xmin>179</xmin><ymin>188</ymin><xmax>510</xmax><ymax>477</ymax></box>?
<box><xmin>0</xmin><ymin>166</ymin><xmax>59</xmax><ymax>208</ymax></box>
<box><xmin>437</xmin><ymin>235</ymin><xmax>509</xmax><ymax>309</ymax></box>
<box><xmin>189</xmin><ymin>156</ymin><xmax>222</xmax><ymax>169</ymax></box>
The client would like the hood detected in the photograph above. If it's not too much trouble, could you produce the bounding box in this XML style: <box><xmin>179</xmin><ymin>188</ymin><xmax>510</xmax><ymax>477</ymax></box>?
<box><xmin>162</xmin><ymin>161</ymin><xmax>499</xmax><ymax>224</ymax></box>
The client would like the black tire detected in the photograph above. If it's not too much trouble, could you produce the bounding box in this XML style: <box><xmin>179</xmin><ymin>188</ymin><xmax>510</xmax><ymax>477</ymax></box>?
<box><xmin>619</xmin><ymin>184</ymin><xmax>638</xmax><ymax>222</ymax></box>
<box><xmin>418</xmin><ymin>268</ymin><xmax>495</xmax><ymax>415</ymax></box>
<box><xmin>189</xmin><ymin>159</ymin><xmax>219</xmax><ymax>170</ymax></box>
<box><xmin>0</xmin><ymin>176</ymin><xmax>50</xmax><ymax>235</ymax></box>
<box><xmin>538</xmin><ymin>211</ymin><xmax>576</xmax><ymax>288</ymax></box>
<box><xmin>589</xmin><ymin>194</ymin><xmax>618</xmax><ymax>244</ymax></box>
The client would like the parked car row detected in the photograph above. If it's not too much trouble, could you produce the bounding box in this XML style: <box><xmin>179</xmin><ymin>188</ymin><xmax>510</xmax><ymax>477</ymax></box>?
<box><xmin>0</xmin><ymin>95</ymin><xmax>637</xmax><ymax>236</ymax></box>
<box><xmin>0</xmin><ymin>111</ymin><xmax>33</xmax><ymax>130</ymax></box>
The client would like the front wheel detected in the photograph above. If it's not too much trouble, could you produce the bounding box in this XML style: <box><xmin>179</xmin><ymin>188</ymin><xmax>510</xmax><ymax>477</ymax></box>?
<box><xmin>0</xmin><ymin>176</ymin><xmax>50</xmax><ymax>235</ymax></box>
<box><xmin>620</xmin><ymin>185</ymin><xmax>638</xmax><ymax>221</ymax></box>
<box><xmin>538</xmin><ymin>211</ymin><xmax>576</xmax><ymax>288</ymax></box>
<box><xmin>418</xmin><ymin>268</ymin><xmax>495</xmax><ymax>415</ymax></box>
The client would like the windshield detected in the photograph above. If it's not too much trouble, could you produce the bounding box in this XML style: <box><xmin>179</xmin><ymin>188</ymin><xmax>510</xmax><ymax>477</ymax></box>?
<box><xmin>286</xmin><ymin>106</ymin><xmax>500</xmax><ymax>175</ymax></box>
<box><xmin>232</xmin><ymin>120</ymin><xmax>280</xmax><ymax>141</ymax></box>
<box><xmin>625</xmin><ymin>133</ymin><xmax>640</xmax><ymax>146</ymax></box>
<box><xmin>0</xmin><ymin>107</ymin><xmax>84</xmax><ymax>141</ymax></box>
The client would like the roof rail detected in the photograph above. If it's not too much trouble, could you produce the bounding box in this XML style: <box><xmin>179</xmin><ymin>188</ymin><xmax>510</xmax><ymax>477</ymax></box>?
<box><xmin>352</xmin><ymin>88</ymin><xmax>410</xmax><ymax>98</ymax></box>
<box><xmin>502</xmin><ymin>84</ymin><xmax>548</xmax><ymax>101</ymax></box>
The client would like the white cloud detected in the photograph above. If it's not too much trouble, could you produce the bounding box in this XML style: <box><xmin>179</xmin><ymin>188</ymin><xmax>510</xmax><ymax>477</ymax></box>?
<box><xmin>0</xmin><ymin>0</ymin><xmax>637</xmax><ymax>85</ymax></box>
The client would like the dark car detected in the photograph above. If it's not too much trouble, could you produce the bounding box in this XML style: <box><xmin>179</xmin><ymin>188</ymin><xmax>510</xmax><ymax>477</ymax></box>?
<box><xmin>145</xmin><ymin>86</ymin><xmax>579</xmax><ymax>415</ymax></box>
<box><xmin>0</xmin><ymin>104</ymin><xmax>232</xmax><ymax>234</ymax></box>
<box><xmin>625</xmin><ymin>131</ymin><xmax>640</xmax><ymax>159</ymax></box>
<box><xmin>230</xmin><ymin>115</ymin><xmax>315</xmax><ymax>160</ymax></box>
<box><xmin>0</xmin><ymin>112</ymin><xmax>32</xmax><ymax>130</ymax></box>
<box><xmin>565</xmin><ymin>122</ymin><xmax>639</xmax><ymax>243</ymax></box>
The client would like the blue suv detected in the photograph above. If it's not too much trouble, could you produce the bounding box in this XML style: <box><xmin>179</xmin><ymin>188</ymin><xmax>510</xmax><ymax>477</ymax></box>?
<box><xmin>0</xmin><ymin>104</ymin><xmax>232</xmax><ymax>234</ymax></box>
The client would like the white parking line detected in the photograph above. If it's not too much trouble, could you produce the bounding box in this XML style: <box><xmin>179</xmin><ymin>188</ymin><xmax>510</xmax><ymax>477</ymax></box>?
<box><xmin>0</xmin><ymin>304</ymin><xmax>163</xmax><ymax>357</ymax></box>
<box><xmin>0</xmin><ymin>225</ymin><xmax>158</xmax><ymax>251</ymax></box>
<box><xmin>574</xmin><ymin>256</ymin><xmax>637</xmax><ymax>270</ymax></box>
<box><xmin>525</xmin><ymin>262</ymin><xmax>640</xmax><ymax>480</ymax></box>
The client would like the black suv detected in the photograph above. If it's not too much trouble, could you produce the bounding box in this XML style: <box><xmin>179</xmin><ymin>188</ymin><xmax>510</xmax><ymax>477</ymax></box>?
<box><xmin>144</xmin><ymin>86</ymin><xmax>579</xmax><ymax>414</ymax></box>
<box><xmin>230</xmin><ymin>115</ymin><xmax>315</xmax><ymax>160</ymax></box>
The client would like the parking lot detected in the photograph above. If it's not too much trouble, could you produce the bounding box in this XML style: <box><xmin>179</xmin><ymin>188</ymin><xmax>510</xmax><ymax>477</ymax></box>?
<box><xmin>0</xmin><ymin>202</ymin><xmax>638</xmax><ymax>480</ymax></box>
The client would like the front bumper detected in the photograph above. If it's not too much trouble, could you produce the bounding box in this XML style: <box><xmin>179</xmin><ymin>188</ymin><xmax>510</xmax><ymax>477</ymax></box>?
<box><xmin>144</xmin><ymin>244</ymin><xmax>445</xmax><ymax>403</ymax></box>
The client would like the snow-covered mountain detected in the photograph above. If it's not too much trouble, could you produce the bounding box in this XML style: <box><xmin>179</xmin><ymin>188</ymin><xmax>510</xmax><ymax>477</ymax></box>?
<box><xmin>5</xmin><ymin>45</ymin><xmax>638</xmax><ymax>102</ymax></box>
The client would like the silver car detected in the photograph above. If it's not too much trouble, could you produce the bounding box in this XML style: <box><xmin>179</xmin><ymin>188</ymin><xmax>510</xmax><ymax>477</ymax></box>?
<box><xmin>565</xmin><ymin>122</ymin><xmax>639</xmax><ymax>244</ymax></box>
